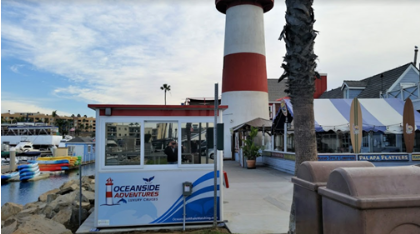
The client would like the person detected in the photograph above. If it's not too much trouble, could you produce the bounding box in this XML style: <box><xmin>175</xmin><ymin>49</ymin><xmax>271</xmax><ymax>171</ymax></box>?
<box><xmin>164</xmin><ymin>141</ymin><xmax>177</xmax><ymax>164</ymax></box>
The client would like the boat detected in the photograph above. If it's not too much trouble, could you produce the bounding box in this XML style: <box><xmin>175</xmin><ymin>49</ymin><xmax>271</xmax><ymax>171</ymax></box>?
<box><xmin>1</xmin><ymin>172</ymin><xmax>19</xmax><ymax>181</ymax></box>
<box><xmin>1</xmin><ymin>157</ymin><xmax>19</xmax><ymax>165</ymax></box>
<box><xmin>15</xmin><ymin>141</ymin><xmax>40</xmax><ymax>154</ymax></box>
<box><xmin>1</xmin><ymin>123</ymin><xmax>62</xmax><ymax>153</ymax></box>
<box><xmin>1</xmin><ymin>151</ymin><xmax>10</xmax><ymax>158</ymax></box>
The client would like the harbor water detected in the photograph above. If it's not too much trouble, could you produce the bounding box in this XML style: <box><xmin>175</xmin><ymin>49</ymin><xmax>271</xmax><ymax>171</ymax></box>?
<box><xmin>1</xmin><ymin>163</ymin><xmax>95</xmax><ymax>206</ymax></box>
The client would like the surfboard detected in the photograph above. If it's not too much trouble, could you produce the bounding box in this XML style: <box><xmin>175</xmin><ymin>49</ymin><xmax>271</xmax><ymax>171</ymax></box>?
<box><xmin>403</xmin><ymin>98</ymin><xmax>415</xmax><ymax>153</ymax></box>
<box><xmin>350</xmin><ymin>98</ymin><xmax>363</xmax><ymax>154</ymax></box>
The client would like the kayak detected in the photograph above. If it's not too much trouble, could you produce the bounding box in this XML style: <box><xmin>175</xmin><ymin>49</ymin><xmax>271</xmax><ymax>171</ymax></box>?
<box><xmin>20</xmin><ymin>168</ymin><xmax>40</xmax><ymax>177</ymax></box>
<box><xmin>36</xmin><ymin>159</ymin><xmax>70</xmax><ymax>164</ymax></box>
<box><xmin>1</xmin><ymin>172</ymin><xmax>19</xmax><ymax>180</ymax></box>
<box><xmin>17</xmin><ymin>163</ymin><xmax>39</xmax><ymax>170</ymax></box>
<box><xmin>19</xmin><ymin>167</ymin><xmax>40</xmax><ymax>173</ymax></box>
<box><xmin>39</xmin><ymin>163</ymin><xmax>69</xmax><ymax>167</ymax></box>
<box><xmin>20</xmin><ymin>171</ymin><xmax>40</xmax><ymax>181</ymax></box>
<box><xmin>39</xmin><ymin>167</ymin><xmax>64</xmax><ymax>171</ymax></box>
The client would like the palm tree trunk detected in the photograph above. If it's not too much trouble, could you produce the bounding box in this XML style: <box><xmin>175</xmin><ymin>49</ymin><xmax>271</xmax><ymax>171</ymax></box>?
<box><xmin>164</xmin><ymin>90</ymin><xmax>167</xmax><ymax>105</ymax></box>
<box><xmin>279</xmin><ymin>0</ymin><xmax>318</xmax><ymax>233</ymax></box>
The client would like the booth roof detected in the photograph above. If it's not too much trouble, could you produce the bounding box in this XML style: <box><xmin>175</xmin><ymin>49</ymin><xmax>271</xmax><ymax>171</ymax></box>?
<box><xmin>232</xmin><ymin>117</ymin><xmax>273</xmax><ymax>132</ymax></box>
<box><xmin>88</xmin><ymin>104</ymin><xmax>228</xmax><ymax>117</ymax></box>
<box><xmin>88</xmin><ymin>104</ymin><xmax>228</xmax><ymax>110</ymax></box>
<box><xmin>273</xmin><ymin>98</ymin><xmax>420</xmax><ymax>134</ymax></box>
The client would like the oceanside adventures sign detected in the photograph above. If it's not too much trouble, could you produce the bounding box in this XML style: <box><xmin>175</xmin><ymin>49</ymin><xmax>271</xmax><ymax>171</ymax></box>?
<box><xmin>96</xmin><ymin>170</ymin><xmax>220</xmax><ymax>227</ymax></box>
<box><xmin>358</xmin><ymin>154</ymin><xmax>409</xmax><ymax>161</ymax></box>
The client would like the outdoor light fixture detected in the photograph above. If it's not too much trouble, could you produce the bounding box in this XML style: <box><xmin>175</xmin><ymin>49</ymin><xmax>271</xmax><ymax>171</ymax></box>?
<box><xmin>105</xmin><ymin>108</ymin><xmax>111</xmax><ymax>116</ymax></box>
<box><xmin>182</xmin><ymin>182</ymin><xmax>193</xmax><ymax>231</ymax></box>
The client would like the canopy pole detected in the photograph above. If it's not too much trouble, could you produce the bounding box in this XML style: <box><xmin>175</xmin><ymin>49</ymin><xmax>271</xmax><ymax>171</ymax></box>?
<box><xmin>284</xmin><ymin>117</ymin><xmax>287</xmax><ymax>153</ymax></box>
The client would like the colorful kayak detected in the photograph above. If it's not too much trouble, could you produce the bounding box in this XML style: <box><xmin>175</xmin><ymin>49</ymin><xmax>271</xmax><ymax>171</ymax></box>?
<box><xmin>37</xmin><ymin>156</ymin><xmax>80</xmax><ymax>166</ymax></box>
<box><xmin>1</xmin><ymin>172</ymin><xmax>19</xmax><ymax>180</ymax></box>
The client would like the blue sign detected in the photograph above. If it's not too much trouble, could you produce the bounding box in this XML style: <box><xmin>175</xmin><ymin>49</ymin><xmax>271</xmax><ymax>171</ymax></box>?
<box><xmin>358</xmin><ymin>154</ymin><xmax>409</xmax><ymax>161</ymax></box>
<box><xmin>318</xmin><ymin>155</ymin><xmax>356</xmax><ymax>161</ymax></box>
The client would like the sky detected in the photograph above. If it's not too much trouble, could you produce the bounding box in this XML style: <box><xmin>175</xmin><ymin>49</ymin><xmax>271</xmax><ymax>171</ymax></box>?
<box><xmin>1</xmin><ymin>0</ymin><xmax>419</xmax><ymax>117</ymax></box>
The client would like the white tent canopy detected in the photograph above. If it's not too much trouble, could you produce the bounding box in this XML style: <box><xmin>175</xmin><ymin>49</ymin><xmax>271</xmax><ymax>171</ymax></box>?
<box><xmin>274</xmin><ymin>98</ymin><xmax>420</xmax><ymax>134</ymax></box>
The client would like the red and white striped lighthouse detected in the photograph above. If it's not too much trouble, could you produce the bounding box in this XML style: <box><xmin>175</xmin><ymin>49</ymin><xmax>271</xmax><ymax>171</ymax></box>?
<box><xmin>216</xmin><ymin>0</ymin><xmax>273</xmax><ymax>158</ymax></box>
<box><xmin>106</xmin><ymin>178</ymin><xmax>114</xmax><ymax>205</ymax></box>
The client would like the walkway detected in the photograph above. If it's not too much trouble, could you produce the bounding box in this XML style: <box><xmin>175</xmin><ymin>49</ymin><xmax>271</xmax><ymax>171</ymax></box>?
<box><xmin>223</xmin><ymin>160</ymin><xmax>293</xmax><ymax>234</ymax></box>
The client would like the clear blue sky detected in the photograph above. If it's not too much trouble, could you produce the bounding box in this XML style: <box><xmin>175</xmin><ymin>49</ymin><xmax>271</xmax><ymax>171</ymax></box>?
<box><xmin>1</xmin><ymin>0</ymin><xmax>419</xmax><ymax>117</ymax></box>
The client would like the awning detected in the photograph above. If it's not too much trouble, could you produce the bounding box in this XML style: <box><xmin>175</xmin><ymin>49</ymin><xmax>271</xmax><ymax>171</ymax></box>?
<box><xmin>232</xmin><ymin>118</ymin><xmax>273</xmax><ymax>132</ymax></box>
<box><xmin>273</xmin><ymin>98</ymin><xmax>420</xmax><ymax>134</ymax></box>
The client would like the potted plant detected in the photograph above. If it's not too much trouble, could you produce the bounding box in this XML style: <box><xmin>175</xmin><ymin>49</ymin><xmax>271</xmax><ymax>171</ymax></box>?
<box><xmin>242</xmin><ymin>126</ymin><xmax>262</xmax><ymax>169</ymax></box>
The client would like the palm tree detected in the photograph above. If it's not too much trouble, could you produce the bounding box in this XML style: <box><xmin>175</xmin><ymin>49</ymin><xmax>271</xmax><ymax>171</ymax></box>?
<box><xmin>278</xmin><ymin>0</ymin><xmax>318</xmax><ymax>233</ymax></box>
<box><xmin>160</xmin><ymin>84</ymin><xmax>171</xmax><ymax>105</ymax></box>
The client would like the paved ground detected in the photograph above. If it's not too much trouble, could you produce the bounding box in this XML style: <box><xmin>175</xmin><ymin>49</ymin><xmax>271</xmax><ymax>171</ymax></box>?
<box><xmin>223</xmin><ymin>160</ymin><xmax>293</xmax><ymax>234</ymax></box>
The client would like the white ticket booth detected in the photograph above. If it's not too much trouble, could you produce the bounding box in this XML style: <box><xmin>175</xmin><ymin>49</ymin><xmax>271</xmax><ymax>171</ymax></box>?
<box><xmin>88</xmin><ymin>104</ymin><xmax>227</xmax><ymax>228</ymax></box>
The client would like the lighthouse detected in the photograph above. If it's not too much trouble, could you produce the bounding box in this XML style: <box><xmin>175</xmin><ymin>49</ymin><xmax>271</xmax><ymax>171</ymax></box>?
<box><xmin>106</xmin><ymin>178</ymin><xmax>114</xmax><ymax>205</ymax></box>
<box><xmin>216</xmin><ymin>0</ymin><xmax>273</xmax><ymax>158</ymax></box>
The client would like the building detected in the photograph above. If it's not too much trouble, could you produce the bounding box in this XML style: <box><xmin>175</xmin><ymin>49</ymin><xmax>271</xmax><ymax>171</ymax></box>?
<box><xmin>1</xmin><ymin>112</ymin><xmax>96</xmax><ymax>135</ymax></box>
<box><xmin>320</xmin><ymin>63</ymin><xmax>420</xmax><ymax>111</ymax></box>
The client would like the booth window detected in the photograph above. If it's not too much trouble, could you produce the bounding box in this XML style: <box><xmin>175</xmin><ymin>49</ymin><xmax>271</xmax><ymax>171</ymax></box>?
<box><xmin>144</xmin><ymin>122</ymin><xmax>178</xmax><ymax>165</ymax></box>
<box><xmin>105</xmin><ymin>122</ymin><xmax>140</xmax><ymax>166</ymax></box>
<box><xmin>180</xmin><ymin>122</ymin><xmax>214</xmax><ymax>165</ymax></box>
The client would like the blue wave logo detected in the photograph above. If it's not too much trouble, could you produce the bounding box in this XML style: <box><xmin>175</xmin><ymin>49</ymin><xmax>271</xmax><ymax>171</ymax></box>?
<box><xmin>143</xmin><ymin>176</ymin><xmax>155</xmax><ymax>184</ymax></box>
<box><xmin>152</xmin><ymin>171</ymin><xmax>220</xmax><ymax>224</ymax></box>
<box><xmin>117</xmin><ymin>198</ymin><xmax>127</xmax><ymax>204</ymax></box>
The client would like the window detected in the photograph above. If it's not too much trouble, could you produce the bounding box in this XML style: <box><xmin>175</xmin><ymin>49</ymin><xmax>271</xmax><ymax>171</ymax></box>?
<box><xmin>144</xmin><ymin>122</ymin><xmax>177</xmax><ymax>165</ymax></box>
<box><xmin>180</xmin><ymin>122</ymin><xmax>214</xmax><ymax>165</ymax></box>
<box><xmin>68</xmin><ymin>146</ymin><xmax>76</xmax><ymax>156</ymax></box>
<box><xmin>105</xmin><ymin>122</ymin><xmax>140</xmax><ymax>166</ymax></box>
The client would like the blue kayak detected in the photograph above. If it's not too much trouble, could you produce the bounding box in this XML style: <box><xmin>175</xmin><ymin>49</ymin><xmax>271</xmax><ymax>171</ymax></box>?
<box><xmin>17</xmin><ymin>163</ymin><xmax>39</xmax><ymax>170</ymax></box>
<box><xmin>36</xmin><ymin>159</ymin><xmax>69</xmax><ymax>164</ymax></box>
<box><xmin>19</xmin><ymin>166</ymin><xmax>40</xmax><ymax>173</ymax></box>
<box><xmin>1</xmin><ymin>172</ymin><xmax>19</xmax><ymax>180</ymax></box>
<box><xmin>20</xmin><ymin>168</ymin><xmax>40</xmax><ymax>177</ymax></box>
<box><xmin>20</xmin><ymin>171</ymin><xmax>40</xmax><ymax>181</ymax></box>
